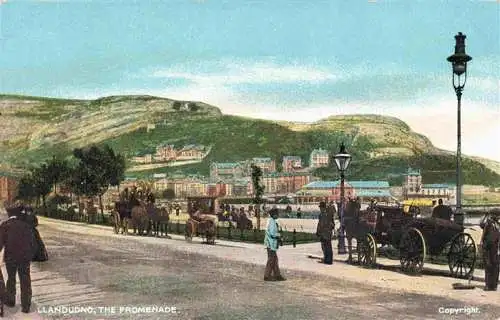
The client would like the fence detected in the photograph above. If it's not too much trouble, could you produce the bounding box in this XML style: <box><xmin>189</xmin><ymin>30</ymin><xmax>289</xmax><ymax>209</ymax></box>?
<box><xmin>35</xmin><ymin>207</ymin><xmax>488</xmax><ymax>269</ymax></box>
<box><xmin>35</xmin><ymin>207</ymin><xmax>319</xmax><ymax>247</ymax></box>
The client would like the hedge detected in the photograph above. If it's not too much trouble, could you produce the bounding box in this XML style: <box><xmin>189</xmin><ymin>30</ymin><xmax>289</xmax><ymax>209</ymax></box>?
<box><xmin>35</xmin><ymin>207</ymin><xmax>319</xmax><ymax>246</ymax></box>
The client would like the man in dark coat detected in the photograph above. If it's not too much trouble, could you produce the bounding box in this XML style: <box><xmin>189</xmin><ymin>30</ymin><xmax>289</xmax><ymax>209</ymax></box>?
<box><xmin>432</xmin><ymin>198</ymin><xmax>453</xmax><ymax>220</ymax></box>
<box><xmin>480</xmin><ymin>209</ymin><xmax>500</xmax><ymax>291</ymax></box>
<box><xmin>0</xmin><ymin>207</ymin><xmax>34</xmax><ymax>313</ymax></box>
<box><xmin>316</xmin><ymin>201</ymin><xmax>334</xmax><ymax>264</ymax></box>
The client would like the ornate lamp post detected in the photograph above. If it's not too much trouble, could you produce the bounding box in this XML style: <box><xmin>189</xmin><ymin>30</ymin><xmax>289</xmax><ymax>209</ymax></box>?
<box><xmin>447</xmin><ymin>32</ymin><xmax>472</xmax><ymax>225</ymax></box>
<box><xmin>334</xmin><ymin>142</ymin><xmax>352</xmax><ymax>254</ymax></box>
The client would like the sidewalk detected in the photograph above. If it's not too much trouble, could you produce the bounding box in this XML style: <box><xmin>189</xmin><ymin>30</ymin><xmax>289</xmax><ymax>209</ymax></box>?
<box><xmin>38</xmin><ymin>216</ymin><xmax>498</xmax><ymax>308</ymax></box>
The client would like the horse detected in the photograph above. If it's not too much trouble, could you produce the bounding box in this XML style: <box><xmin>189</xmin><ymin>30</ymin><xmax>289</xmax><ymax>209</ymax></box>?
<box><xmin>131</xmin><ymin>203</ymin><xmax>149</xmax><ymax>236</ymax></box>
<box><xmin>113</xmin><ymin>201</ymin><xmax>131</xmax><ymax>235</ymax></box>
<box><xmin>185</xmin><ymin>211</ymin><xmax>217</xmax><ymax>244</ymax></box>
<box><xmin>147</xmin><ymin>204</ymin><xmax>171</xmax><ymax>237</ymax></box>
<box><xmin>343</xmin><ymin>199</ymin><xmax>362</xmax><ymax>263</ymax></box>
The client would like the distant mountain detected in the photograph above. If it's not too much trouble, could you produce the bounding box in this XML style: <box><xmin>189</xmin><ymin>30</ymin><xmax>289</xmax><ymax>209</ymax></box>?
<box><xmin>1</xmin><ymin>94</ymin><xmax>499</xmax><ymax>186</ymax></box>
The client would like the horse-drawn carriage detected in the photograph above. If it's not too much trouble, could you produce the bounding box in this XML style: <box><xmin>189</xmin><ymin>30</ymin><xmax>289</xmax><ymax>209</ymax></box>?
<box><xmin>112</xmin><ymin>198</ymin><xmax>170</xmax><ymax>237</ymax></box>
<box><xmin>185</xmin><ymin>196</ymin><xmax>219</xmax><ymax>244</ymax></box>
<box><xmin>347</xmin><ymin>201</ymin><xmax>477</xmax><ymax>279</ymax></box>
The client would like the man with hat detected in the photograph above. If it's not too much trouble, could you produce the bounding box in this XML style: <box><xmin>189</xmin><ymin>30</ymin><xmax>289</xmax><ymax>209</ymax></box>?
<box><xmin>480</xmin><ymin>209</ymin><xmax>500</xmax><ymax>291</ymax></box>
<box><xmin>264</xmin><ymin>207</ymin><xmax>285</xmax><ymax>281</ymax></box>
<box><xmin>432</xmin><ymin>198</ymin><xmax>453</xmax><ymax>221</ymax></box>
<box><xmin>0</xmin><ymin>203</ymin><xmax>34</xmax><ymax>313</ymax></box>
<box><xmin>316</xmin><ymin>201</ymin><xmax>335</xmax><ymax>264</ymax></box>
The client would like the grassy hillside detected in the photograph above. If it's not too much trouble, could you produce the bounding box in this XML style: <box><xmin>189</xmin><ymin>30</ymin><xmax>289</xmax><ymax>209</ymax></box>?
<box><xmin>1</xmin><ymin>94</ymin><xmax>500</xmax><ymax>186</ymax></box>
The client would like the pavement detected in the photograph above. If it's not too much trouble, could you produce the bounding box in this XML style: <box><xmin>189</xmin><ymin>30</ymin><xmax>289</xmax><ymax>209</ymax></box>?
<box><xmin>1</xmin><ymin>212</ymin><xmax>500</xmax><ymax>319</ymax></box>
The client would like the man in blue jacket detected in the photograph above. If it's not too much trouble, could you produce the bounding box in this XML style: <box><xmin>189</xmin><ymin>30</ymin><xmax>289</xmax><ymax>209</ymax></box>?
<box><xmin>264</xmin><ymin>207</ymin><xmax>286</xmax><ymax>281</ymax></box>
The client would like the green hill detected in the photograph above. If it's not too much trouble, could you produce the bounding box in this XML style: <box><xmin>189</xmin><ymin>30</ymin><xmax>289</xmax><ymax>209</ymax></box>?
<box><xmin>1</xmin><ymin>94</ymin><xmax>499</xmax><ymax>186</ymax></box>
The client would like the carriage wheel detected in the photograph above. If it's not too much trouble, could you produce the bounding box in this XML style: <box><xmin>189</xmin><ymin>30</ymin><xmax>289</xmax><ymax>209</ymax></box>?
<box><xmin>357</xmin><ymin>234</ymin><xmax>377</xmax><ymax>267</ymax></box>
<box><xmin>400</xmin><ymin>227</ymin><xmax>426</xmax><ymax>274</ymax></box>
<box><xmin>448</xmin><ymin>233</ymin><xmax>476</xmax><ymax>279</ymax></box>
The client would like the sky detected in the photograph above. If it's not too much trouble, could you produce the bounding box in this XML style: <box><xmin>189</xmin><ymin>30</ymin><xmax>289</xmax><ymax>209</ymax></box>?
<box><xmin>1</xmin><ymin>0</ymin><xmax>499</xmax><ymax>160</ymax></box>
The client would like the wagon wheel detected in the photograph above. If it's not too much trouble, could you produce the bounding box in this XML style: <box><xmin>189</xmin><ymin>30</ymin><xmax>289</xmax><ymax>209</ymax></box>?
<box><xmin>357</xmin><ymin>234</ymin><xmax>377</xmax><ymax>267</ymax></box>
<box><xmin>400</xmin><ymin>227</ymin><xmax>426</xmax><ymax>274</ymax></box>
<box><xmin>448</xmin><ymin>233</ymin><xmax>476</xmax><ymax>279</ymax></box>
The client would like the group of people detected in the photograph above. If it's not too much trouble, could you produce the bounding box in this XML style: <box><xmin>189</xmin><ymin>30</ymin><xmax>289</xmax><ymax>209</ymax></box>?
<box><xmin>219</xmin><ymin>204</ymin><xmax>254</xmax><ymax>221</ymax></box>
<box><xmin>0</xmin><ymin>201</ymin><xmax>48</xmax><ymax>314</ymax></box>
<box><xmin>264</xmin><ymin>198</ymin><xmax>500</xmax><ymax>292</ymax></box>
<box><xmin>119</xmin><ymin>186</ymin><xmax>156</xmax><ymax>208</ymax></box>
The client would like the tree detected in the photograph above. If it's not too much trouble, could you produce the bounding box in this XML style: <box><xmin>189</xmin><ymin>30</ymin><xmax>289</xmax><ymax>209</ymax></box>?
<box><xmin>16</xmin><ymin>174</ymin><xmax>37</xmax><ymax>203</ymax></box>
<box><xmin>102</xmin><ymin>144</ymin><xmax>126</xmax><ymax>190</ymax></box>
<box><xmin>162</xmin><ymin>188</ymin><xmax>176</xmax><ymax>200</ymax></box>
<box><xmin>66</xmin><ymin>164</ymin><xmax>89</xmax><ymax>216</ymax></box>
<box><xmin>31</xmin><ymin>164</ymin><xmax>52</xmax><ymax>209</ymax></box>
<box><xmin>46</xmin><ymin>155</ymin><xmax>70</xmax><ymax>195</ymax></box>
<box><xmin>251</xmin><ymin>164</ymin><xmax>265</xmax><ymax>229</ymax></box>
<box><xmin>71</xmin><ymin>144</ymin><xmax>126</xmax><ymax>220</ymax></box>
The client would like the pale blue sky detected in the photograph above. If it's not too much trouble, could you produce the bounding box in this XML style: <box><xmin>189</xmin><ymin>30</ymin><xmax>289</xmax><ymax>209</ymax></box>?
<box><xmin>1</xmin><ymin>0</ymin><xmax>499</xmax><ymax>160</ymax></box>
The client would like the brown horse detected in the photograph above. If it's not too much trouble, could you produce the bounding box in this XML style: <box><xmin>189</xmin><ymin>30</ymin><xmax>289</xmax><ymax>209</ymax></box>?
<box><xmin>343</xmin><ymin>199</ymin><xmax>361</xmax><ymax>263</ymax></box>
<box><xmin>113</xmin><ymin>201</ymin><xmax>131</xmax><ymax>235</ymax></box>
<box><xmin>131</xmin><ymin>204</ymin><xmax>149</xmax><ymax>236</ymax></box>
<box><xmin>185</xmin><ymin>214</ymin><xmax>216</xmax><ymax>244</ymax></box>
<box><xmin>148</xmin><ymin>205</ymin><xmax>171</xmax><ymax>237</ymax></box>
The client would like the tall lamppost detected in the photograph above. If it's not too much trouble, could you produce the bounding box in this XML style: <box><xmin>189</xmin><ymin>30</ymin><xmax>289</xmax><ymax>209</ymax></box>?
<box><xmin>334</xmin><ymin>142</ymin><xmax>352</xmax><ymax>254</ymax></box>
<box><xmin>447</xmin><ymin>32</ymin><xmax>472</xmax><ymax>225</ymax></box>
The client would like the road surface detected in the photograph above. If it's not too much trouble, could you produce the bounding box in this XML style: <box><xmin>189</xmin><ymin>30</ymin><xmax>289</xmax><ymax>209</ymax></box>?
<box><xmin>6</xmin><ymin>217</ymin><xmax>496</xmax><ymax>320</ymax></box>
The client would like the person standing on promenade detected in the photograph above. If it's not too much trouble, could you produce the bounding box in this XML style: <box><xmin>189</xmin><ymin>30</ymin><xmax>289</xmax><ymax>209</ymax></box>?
<box><xmin>264</xmin><ymin>207</ymin><xmax>285</xmax><ymax>281</ymax></box>
<box><xmin>316</xmin><ymin>201</ymin><xmax>334</xmax><ymax>264</ymax></box>
<box><xmin>0</xmin><ymin>204</ymin><xmax>34</xmax><ymax>313</ymax></box>
<box><xmin>480</xmin><ymin>209</ymin><xmax>500</xmax><ymax>291</ymax></box>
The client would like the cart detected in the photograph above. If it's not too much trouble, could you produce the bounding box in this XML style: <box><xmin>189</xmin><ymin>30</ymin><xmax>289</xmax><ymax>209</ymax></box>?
<box><xmin>353</xmin><ymin>203</ymin><xmax>476</xmax><ymax>278</ymax></box>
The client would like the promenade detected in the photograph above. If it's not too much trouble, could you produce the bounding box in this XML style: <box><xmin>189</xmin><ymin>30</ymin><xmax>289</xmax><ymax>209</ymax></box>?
<box><xmin>1</xmin><ymin>211</ymin><xmax>499</xmax><ymax>319</ymax></box>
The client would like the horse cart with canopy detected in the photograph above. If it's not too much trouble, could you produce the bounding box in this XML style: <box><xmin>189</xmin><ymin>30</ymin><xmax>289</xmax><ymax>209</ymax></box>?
<box><xmin>348</xmin><ymin>201</ymin><xmax>477</xmax><ymax>279</ymax></box>
<box><xmin>185</xmin><ymin>196</ymin><xmax>219</xmax><ymax>244</ymax></box>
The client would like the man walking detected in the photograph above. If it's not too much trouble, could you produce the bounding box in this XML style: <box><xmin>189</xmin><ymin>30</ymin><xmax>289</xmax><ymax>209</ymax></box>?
<box><xmin>264</xmin><ymin>207</ymin><xmax>285</xmax><ymax>281</ymax></box>
<box><xmin>0</xmin><ymin>205</ymin><xmax>34</xmax><ymax>313</ymax></box>
<box><xmin>480</xmin><ymin>209</ymin><xmax>500</xmax><ymax>291</ymax></box>
<box><xmin>316</xmin><ymin>201</ymin><xmax>335</xmax><ymax>264</ymax></box>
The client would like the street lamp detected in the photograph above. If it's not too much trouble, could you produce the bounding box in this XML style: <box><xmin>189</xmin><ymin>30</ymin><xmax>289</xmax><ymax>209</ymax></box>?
<box><xmin>334</xmin><ymin>142</ymin><xmax>352</xmax><ymax>254</ymax></box>
<box><xmin>447</xmin><ymin>32</ymin><xmax>472</xmax><ymax>225</ymax></box>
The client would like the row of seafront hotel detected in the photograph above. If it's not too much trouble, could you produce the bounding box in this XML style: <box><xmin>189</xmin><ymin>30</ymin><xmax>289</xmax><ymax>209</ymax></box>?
<box><xmin>117</xmin><ymin>166</ymin><xmax>492</xmax><ymax>204</ymax></box>
<box><xmin>117</xmin><ymin>155</ymin><xmax>416</xmax><ymax>203</ymax></box>
<box><xmin>0</xmin><ymin>160</ymin><xmax>493</xmax><ymax>205</ymax></box>
<box><xmin>119</xmin><ymin>174</ymin><xmax>395</xmax><ymax>204</ymax></box>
